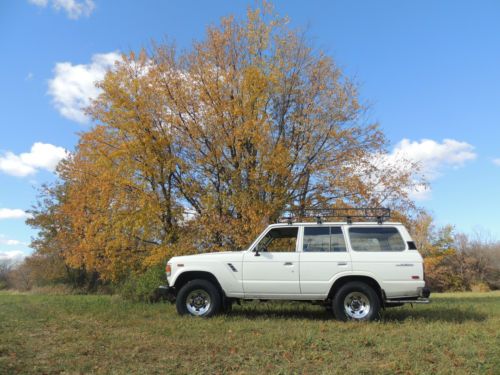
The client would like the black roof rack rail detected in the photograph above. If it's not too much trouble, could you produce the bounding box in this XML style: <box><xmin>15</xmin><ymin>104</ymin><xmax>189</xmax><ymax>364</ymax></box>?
<box><xmin>277</xmin><ymin>207</ymin><xmax>391</xmax><ymax>225</ymax></box>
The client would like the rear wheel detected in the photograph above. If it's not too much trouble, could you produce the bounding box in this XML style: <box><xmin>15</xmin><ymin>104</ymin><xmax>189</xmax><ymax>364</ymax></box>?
<box><xmin>332</xmin><ymin>281</ymin><xmax>380</xmax><ymax>321</ymax></box>
<box><xmin>176</xmin><ymin>279</ymin><xmax>221</xmax><ymax>317</ymax></box>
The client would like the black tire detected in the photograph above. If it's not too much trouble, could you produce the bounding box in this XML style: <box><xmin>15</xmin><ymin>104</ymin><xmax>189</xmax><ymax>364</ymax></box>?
<box><xmin>332</xmin><ymin>281</ymin><xmax>381</xmax><ymax>322</ymax></box>
<box><xmin>221</xmin><ymin>297</ymin><xmax>233</xmax><ymax>314</ymax></box>
<box><xmin>176</xmin><ymin>279</ymin><xmax>221</xmax><ymax>317</ymax></box>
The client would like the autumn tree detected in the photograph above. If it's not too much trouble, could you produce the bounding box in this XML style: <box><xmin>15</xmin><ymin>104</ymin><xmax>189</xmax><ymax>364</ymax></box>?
<box><xmin>26</xmin><ymin>184</ymin><xmax>95</xmax><ymax>288</ymax></box>
<box><xmin>452</xmin><ymin>231</ymin><xmax>500</xmax><ymax>291</ymax></box>
<box><xmin>0</xmin><ymin>260</ymin><xmax>14</xmax><ymax>289</ymax></box>
<box><xmin>409</xmin><ymin>213</ymin><xmax>500</xmax><ymax>291</ymax></box>
<box><xmin>28</xmin><ymin>4</ymin><xmax>418</xmax><ymax>281</ymax></box>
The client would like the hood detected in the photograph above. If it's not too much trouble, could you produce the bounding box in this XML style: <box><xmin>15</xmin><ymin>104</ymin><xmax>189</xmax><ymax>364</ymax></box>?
<box><xmin>168</xmin><ymin>250</ymin><xmax>245</xmax><ymax>263</ymax></box>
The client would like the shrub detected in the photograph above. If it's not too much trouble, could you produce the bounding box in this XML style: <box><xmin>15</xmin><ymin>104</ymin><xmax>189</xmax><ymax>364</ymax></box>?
<box><xmin>119</xmin><ymin>264</ymin><xmax>166</xmax><ymax>303</ymax></box>
<box><xmin>470</xmin><ymin>282</ymin><xmax>490</xmax><ymax>293</ymax></box>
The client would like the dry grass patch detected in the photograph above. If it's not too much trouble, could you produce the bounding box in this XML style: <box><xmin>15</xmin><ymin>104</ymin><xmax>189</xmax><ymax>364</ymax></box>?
<box><xmin>0</xmin><ymin>291</ymin><xmax>499</xmax><ymax>374</ymax></box>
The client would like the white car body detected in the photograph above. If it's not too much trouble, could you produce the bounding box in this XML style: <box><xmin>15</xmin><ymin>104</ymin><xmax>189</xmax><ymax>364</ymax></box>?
<box><xmin>166</xmin><ymin>222</ymin><xmax>427</xmax><ymax>302</ymax></box>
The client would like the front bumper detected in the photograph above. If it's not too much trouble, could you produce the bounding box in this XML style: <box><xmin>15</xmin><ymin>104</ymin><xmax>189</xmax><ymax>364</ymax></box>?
<box><xmin>157</xmin><ymin>285</ymin><xmax>176</xmax><ymax>302</ymax></box>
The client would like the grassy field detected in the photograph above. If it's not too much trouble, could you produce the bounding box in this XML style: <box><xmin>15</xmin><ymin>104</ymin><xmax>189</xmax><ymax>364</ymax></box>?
<box><xmin>0</xmin><ymin>291</ymin><xmax>499</xmax><ymax>374</ymax></box>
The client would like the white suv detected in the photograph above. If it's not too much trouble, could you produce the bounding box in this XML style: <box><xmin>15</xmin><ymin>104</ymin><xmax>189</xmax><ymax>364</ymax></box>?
<box><xmin>162</xmin><ymin>211</ymin><xmax>430</xmax><ymax>321</ymax></box>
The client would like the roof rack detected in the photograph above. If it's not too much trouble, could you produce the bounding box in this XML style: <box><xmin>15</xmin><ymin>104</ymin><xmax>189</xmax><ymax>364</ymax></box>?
<box><xmin>277</xmin><ymin>207</ymin><xmax>391</xmax><ymax>225</ymax></box>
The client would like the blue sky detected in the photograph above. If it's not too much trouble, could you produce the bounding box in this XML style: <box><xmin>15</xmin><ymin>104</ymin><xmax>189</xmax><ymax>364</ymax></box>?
<box><xmin>1</xmin><ymin>0</ymin><xmax>499</xmax><ymax>260</ymax></box>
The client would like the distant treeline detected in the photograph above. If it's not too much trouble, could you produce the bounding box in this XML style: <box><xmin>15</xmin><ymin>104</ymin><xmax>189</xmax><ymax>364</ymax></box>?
<box><xmin>1</xmin><ymin>212</ymin><xmax>499</xmax><ymax>298</ymax></box>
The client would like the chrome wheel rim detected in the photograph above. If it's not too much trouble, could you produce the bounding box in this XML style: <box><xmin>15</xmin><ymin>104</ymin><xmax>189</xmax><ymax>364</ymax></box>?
<box><xmin>344</xmin><ymin>291</ymin><xmax>371</xmax><ymax>319</ymax></box>
<box><xmin>186</xmin><ymin>289</ymin><xmax>211</xmax><ymax>316</ymax></box>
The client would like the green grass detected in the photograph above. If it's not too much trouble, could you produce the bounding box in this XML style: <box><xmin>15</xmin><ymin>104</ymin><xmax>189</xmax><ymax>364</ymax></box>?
<box><xmin>1</xmin><ymin>291</ymin><xmax>499</xmax><ymax>374</ymax></box>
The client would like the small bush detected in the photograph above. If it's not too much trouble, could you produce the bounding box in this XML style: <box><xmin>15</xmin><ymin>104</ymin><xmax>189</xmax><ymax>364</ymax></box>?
<box><xmin>119</xmin><ymin>264</ymin><xmax>166</xmax><ymax>303</ymax></box>
<box><xmin>470</xmin><ymin>282</ymin><xmax>490</xmax><ymax>292</ymax></box>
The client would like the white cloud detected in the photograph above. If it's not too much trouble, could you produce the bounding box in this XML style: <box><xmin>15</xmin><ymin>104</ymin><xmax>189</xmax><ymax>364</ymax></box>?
<box><xmin>29</xmin><ymin>0</ymin><xmax>48</xmax><ymax>6</ymax></box>
<box><xmin>48</xmin><ymin>52</ymin><xmax>121</xmax><ymax>123</ymax></box>
<box><xmin>0</xmin><ymin>250</ymin><xmax>26</xmax><ymax>265</ymax></box>
<box><xmin>53</xmin><ymin>0</ymin><xmax>95</xmax><ymax>19</ymax></box>
<box><xmin>29</xmin><ymin>0</ymin><xmax>95</xmax><ymax>19</ymax></box>
<box><xmin>0</xmin><ymin>209</ymin><xmax>31</xmax><ymax>220</ymax></box>
<box><xmin>0</xmin><ymin>142</ymin><xmax>68</xmax><ymax>177</ymax></box>
<box><xmin>409</xmin><ymin>183</ymin><xmax>432</xmax><ymax>201</ymax></box>
<box><xmin>391</xmin><ymin>138</ymin><xmax>476</xmax><ymax>179</ymax></box>
<box><xmin>5</xmin><ymin>240</ymin><xmax>22</xmax><ymax>246</ymax></box>
<box><xmin>386</xmin><ymin>138</ymin><xmax>476</xmax><ymax>200</ymax></box>
<box><xmin>493</xmin><ymin>158</ymin><xmax>500</xmax><ymax>167</ymax></box>
<box><xmin>0</xmin><ymin>235</ymin><xmax>26</xmax><ymax>246</ymax></box>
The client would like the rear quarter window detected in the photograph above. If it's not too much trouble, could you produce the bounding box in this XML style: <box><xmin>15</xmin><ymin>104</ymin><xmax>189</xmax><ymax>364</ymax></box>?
<box><xmin>348</xmin><ymin>227</ymin><xmax>406</xmax><ymax>252</ymax></box>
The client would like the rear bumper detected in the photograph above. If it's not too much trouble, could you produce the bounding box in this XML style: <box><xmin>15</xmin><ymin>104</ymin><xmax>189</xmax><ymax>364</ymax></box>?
<box><xmin>158</xmin><ymin>285</ymin><xmax>176</xmax><ymax>302</ymax></box>
<box><xmin>385</xmin><ymin>287</ymin><xmax>431</xmax><ymax>305</ymax></box>
<box><xmin>419</xmin><ymin>286</ymin><xmax>431</xmax><ymax>299</ymax></box>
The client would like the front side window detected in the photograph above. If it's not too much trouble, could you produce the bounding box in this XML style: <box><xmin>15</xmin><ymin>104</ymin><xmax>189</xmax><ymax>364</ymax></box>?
<box><xmin>256</xmin><ymin>227</ymin><xmax>298</xmax><ymax>253</ymax></box>
<box><xmin>303</xmin><ymin>226</ymin><xmax>347</xmax><ymax>252</ymax></box>
<box><xmin>349</xmin><ymin>227</ymin><xmax>406</xmax><ymax>252</ymax></box>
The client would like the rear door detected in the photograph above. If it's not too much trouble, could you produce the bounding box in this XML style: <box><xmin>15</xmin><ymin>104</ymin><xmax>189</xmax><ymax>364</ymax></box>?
<box><xmin>346</xmin><ymin>225</ymin><xmax>424</xmax><ymax>298</ymax></box>
<box><xmin>299</xmin><ymin>225</ymin><xmax>352</xmax><ymax>297</ymax></box>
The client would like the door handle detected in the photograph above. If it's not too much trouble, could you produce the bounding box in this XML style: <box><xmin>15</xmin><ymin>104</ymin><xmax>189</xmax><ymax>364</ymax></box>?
<box><xmin>337</xmin><ymin>262</ymin><xmax>348</xmax><ymax>266</ymax></box>
<box><xmin>284</xmin><ymin>262</ymin><xmax>293</xmax><ymax>266</ymax></box>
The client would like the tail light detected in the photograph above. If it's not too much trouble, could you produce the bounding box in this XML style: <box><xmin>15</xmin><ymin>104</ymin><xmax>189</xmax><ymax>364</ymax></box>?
<box><xmin>166</xmin><ymin>264</ymin><xmax>171</xmax><ymax>277</ymax></box>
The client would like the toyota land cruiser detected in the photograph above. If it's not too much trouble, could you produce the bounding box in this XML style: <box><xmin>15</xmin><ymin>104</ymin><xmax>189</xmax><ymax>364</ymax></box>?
<box><xmin>161</xmin><ymin>208</ymin><xmax>430</xmax><ymax>321</ymax></box>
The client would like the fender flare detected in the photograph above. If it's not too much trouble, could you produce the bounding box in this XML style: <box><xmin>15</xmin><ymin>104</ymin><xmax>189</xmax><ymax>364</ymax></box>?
<box><xmin>327</xmin><ymin>271</ymin><xmax>384</xmax><ymax>300</ymax></box>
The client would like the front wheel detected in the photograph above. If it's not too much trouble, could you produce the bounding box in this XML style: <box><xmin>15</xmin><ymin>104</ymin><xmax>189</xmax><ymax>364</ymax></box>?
<box><xmin>221</xmin><ymin>297</ymin><xmax>233</xmax><ymax>314</ymax></box>
<box><xmin>176</xmin><ymin>279</ymin><xmax>221</xmax><ymax>317</ymax></box>
<box><xmin>332</xmin><ymin>282</ymin><xmax>380</xmax><ymax>321</ymax></box>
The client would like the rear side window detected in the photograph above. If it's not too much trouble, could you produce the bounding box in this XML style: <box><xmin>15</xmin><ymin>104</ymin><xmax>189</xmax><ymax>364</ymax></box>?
<box><xmin>348</xmin><ymin>227</ymin><xmax>406</xmax><ymax>252</ymax></box>
<box><xmin>303</xmin><ymin>227</ymin><xmax>347</xmax><ymax>252</ymax></box>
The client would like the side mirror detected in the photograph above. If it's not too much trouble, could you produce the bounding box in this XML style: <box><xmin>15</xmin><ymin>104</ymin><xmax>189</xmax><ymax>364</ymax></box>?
<box><xmin>254</xmin><ymin>248</ymin><xmax>261</xmax><ymax>256</ymax></box>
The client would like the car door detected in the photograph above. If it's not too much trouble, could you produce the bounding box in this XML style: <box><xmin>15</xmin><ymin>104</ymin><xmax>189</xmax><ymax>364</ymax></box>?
<box><xmin>346</xmin><ymin>225</ymin><xmax>424</xmax><ymax>298</ymax></box>
<box><xmin>242</xmin><ymin>226</ymin><xmax>300</xmax><ymax>298</ymax></box>
<box><xmin>299</xmin><ymin>225</ymin><xmax>352</xmax><ymax>297</ymax></box>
